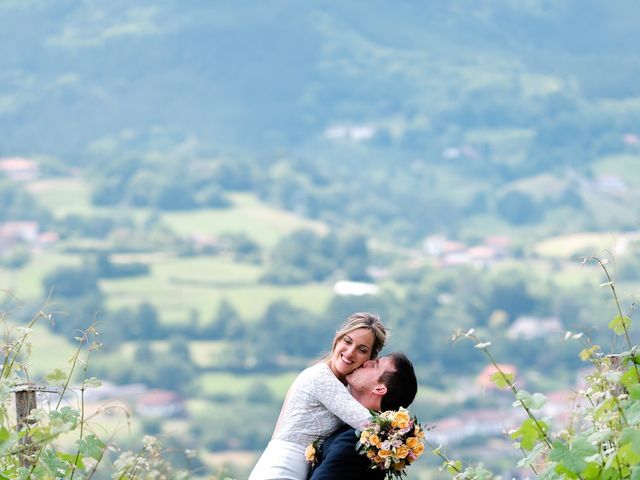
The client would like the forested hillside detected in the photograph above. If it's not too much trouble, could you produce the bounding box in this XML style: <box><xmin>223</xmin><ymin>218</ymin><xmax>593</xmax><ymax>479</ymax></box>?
<box><xmin>2</xmin><ymin>1</ymin><xmax>640</xmax><ymax>478</ymax></box>
<box><xmin>3</xmin><ymin>0</ymin><xmax>640</xmax><ymax>241</ymax></box>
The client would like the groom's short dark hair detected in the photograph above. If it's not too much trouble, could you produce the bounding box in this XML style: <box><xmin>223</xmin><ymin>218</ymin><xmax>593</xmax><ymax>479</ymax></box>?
<box><xmin>379</xmin><ymin>352</ymin><xmax>417</xmax><ymax>411</ymax></box>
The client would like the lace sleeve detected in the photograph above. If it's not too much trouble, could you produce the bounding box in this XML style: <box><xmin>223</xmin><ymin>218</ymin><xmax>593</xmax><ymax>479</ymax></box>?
<box><xmin>312</xmin><ymin>366</ymin><xmax>372</xmax><ymax>429</ymax></box>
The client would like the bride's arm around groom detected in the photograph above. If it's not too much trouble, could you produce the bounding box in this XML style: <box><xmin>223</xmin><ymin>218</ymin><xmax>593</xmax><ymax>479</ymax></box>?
<box><xmin>308</xmin><ymin>352</ymin><xmax>417</xmax><ymax>480</ymax></box>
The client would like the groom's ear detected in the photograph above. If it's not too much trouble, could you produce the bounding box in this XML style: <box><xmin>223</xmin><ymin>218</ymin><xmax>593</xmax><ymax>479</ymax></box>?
<box><xmin>373</xmin><ymin>384</ymin><xmax>387</xmax><ymax>396</ymax></box>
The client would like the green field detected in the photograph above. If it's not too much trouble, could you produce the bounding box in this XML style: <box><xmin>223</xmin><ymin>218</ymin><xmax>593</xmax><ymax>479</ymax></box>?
<box><xmin>27</xmin><ymin>178</ymin><xmax>95</xmax><ymax>217</ymax></box>
<box><xmin>534</xmin><ymin>231</ymin><xmax>640</xmax><ymax>259</ymax></box>
<box><xmin>1</xmin><ymin>252</ymin><xmax>83</xmax><ymax>300</ymax></box>
<box><xmin>197</xmin><ymin>371</ymin><xmax>298</xmax><ymax>399</ymax></box>
<box><xmin>116</xmin><ymin>340</ymin><xmax>228</xmax><ymax>368</ymax></box>
<box><xmin>100</xmin><ymin>255</ymin><xmax>334</xmax><ymax>323</ymax></box>
<box><xmin>160</xmin><ymin>193</ymin><xmax>327</xmax><ymax>249</ymax></box>
<box><xmin>593</xmin><ymin>154</ymin><xmax>640</xmax><ymax>188</ymax></box>
<box><xmin>8</xmin><ymin>183</ymin><xmax>336</xmax><ymax>323</ymax></box>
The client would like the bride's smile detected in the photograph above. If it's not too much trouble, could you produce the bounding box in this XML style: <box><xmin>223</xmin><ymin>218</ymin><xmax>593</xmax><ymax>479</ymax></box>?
<box><xmin>329</xmin><ymin>327</ymin><xmax>376</xmax><ymax>382</ymax></box>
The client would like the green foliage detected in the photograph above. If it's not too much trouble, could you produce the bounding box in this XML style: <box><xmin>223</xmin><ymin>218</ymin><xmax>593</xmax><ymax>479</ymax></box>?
<box><xmin>92</xmin><ymin>252</ymin><xmax>150</xmax><ymax>279</ymax></box>
<box><xmin>0</xmin><ymin>246</ymin><xmax>31</xmax><ymax>270</ymax></box>
<box><xmin>90</xmin><ymin>158</ymin><xmax>241</xmax><ymax>212</ymax></box>
<box><xmin>205</xmin><ymin>299</ymin><xmax>244</xmax><ymax>340</ymax></box>
<box><xmin>261</xmin><ymin>229</ymin><xmax>371</xmax><ymax>284</ymax></box>
<box><xmin>0</xmin><ymin>303</ymin><xmax>195</xmax><ymax>479</ymax></box>
<box><xmin>220</xmin><ymin>233</ymin><xmax>262</xmax><ymax>263</ymax></box>
<box><xmin>496</xmin><ymin>190</ymin><xmax>542</xmax><ymax>225</ymax></box>
<box><xmin>0</xmin><ymin>181</ymin><xmax>51</xmax><ymax>224</ymax></box>
<box><xmin>42</xmin><ymin>265</ymin><xmax>100</xmax><ymax>299</ymax></box>
<box><xmin>610</xmin><ymin>315</ymin><xmax>632</xmax><ymax>336</ymax></box>
<box><xmin>56</xmin><ymin>214</ymin><xmax>129</xmax><ymax>240</ymax></box>
<box><xmin>439</xmin><ymin>257</ymin><xmax>640</xmax><ymax>480</ymax></box>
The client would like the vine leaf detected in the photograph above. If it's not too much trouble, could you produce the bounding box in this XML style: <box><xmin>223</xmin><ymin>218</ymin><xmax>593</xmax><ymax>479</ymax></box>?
<box><xmin>609</xmin><ymin>315</ymin><xmax>632</xmax><ymax>335</ymax></box>
<box><xmin>517</xmin><ymin>442</ymin><xmax>546</xmax><ymax>469</ymax></box>
<box><xmin>511</xmin><ymin>418</ymin><xmax>547</xmax><ymax>451</ymax></box>
<box><xmin>57</xmin><ymin>451</ymin><xmax>85</xmax><ymax>469</ymax></box>
<box><xmin>490</xmin><ymin>371</ymin><xmax>514</xmax><ymax>389</ymax></box>
<box><xmin>620</xmin><ymin>427</ymin><xmax>640</xmax><ymax>456</ymax></box>
<box><xmin>625</xmin><ymin>401</ymin><xmax>640</xmax><ymax>426</ymax></box>
<box><xmin>45</xmin><ymin>368</ymin><xmax>68</xmax><ymax>385</ymax></box>
<box><xmin>514</xmin><ymin>390</ymin><xmax>547</xmax><ymax>410</ymax></box>
<box><xmin>621</xmin><ymin>369</ymin><xmax>640</xmax><ymax>393</ymax></box>
<box><xmin>77</xmin><ymin>434</ymin><xmax>105</xmax><ymax>460</ymax></box>
<box><xmin>549</xmin><ymin>439</ymin><xmax>596</xmax><ymax>475</ymax></box>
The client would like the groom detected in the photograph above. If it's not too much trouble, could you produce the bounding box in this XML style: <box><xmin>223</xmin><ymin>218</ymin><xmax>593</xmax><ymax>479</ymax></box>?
<box><xmin>308</xmin><ymin>352</ymin><xmax>418</xmax><ymax>480</ymax></box>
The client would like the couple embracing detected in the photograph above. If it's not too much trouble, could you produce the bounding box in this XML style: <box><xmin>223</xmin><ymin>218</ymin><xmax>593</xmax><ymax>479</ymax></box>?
<box><xmin>249</xmin><ymin>312</ymin><xmax>418</xmax><ymax>480</ymax></box>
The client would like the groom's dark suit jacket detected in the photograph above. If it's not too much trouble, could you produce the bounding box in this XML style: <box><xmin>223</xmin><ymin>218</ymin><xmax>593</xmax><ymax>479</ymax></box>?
<box><xmin>308</xmin><ymin>425</ymin><xmax>385</xmax><ymax>480</ymax></box>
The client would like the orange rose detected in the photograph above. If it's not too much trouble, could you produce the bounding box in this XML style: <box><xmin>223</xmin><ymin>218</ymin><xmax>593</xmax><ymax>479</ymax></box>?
<box><xmin>378</xmin><ymin>449</ymin><xmax>392</xmax><ymax>458</ymax></box>
<box><xmin>406</xmin><ymin>437</ymin><xmax>419</xmax><ymax>449</ymax></box>
<box><xmin>392</xmin><ymin>410</ymin><xmax>411</xmax><ymax>429</ymax></box>
<box><xmin>369</xmin><ymin>434</ymin><xmax>381</xmax><ymax>447</ymax></box>
<box><xmin>411</xmin><ymin>442</ymin><xmax>425</xmax><ymax>456</ymax></box>
<box><xmin>395</xmin><ymin>445</ymin><xmax>410</xmax><ymax>459</ymax></box>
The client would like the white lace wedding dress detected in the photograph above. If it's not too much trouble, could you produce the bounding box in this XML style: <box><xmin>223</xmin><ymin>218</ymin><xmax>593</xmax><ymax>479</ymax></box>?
<box><xmin>248</xmin><ymin>362</ymin><xmax>371</xmax><ymax>480</ymax></box>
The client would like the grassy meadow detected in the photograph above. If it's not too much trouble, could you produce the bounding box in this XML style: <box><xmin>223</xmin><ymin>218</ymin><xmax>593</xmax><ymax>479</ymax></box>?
<box><xmin>12</xmin><ymin>178</ymin><xmax>336</xmax><ymax>326</ymax></box>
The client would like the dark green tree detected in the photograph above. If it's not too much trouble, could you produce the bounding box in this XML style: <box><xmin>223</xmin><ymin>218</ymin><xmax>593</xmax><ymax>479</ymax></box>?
<box><xmin>496</xmin><ymin>190</ymin><xmax>541</xmax><ymax>225</ymax></box>
<box><xmin>205</xmin><ymin>299</ymin><xmax>244</xmax><ymax>340</ymax></box>
<box><xmin>43</xmin><ymin>265</ymin><xmax>100</xmax><ymax>299</ymax></box>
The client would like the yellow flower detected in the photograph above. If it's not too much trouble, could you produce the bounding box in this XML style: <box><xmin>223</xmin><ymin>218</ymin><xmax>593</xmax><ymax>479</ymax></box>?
<box><xmin>378</xmin><ymin>449</ymin><xmax>392</xmax><ymax>458</ymax></box>
<box><xmin>360</xmin><ymin>430</ymin><xmax>371</xmax><ymax>443</ymax></box>
<box><xmin>369</xmin><ymin>434</ymin><xmax>381</xmax><ymax>447</ymax></box>
<box><xmin>393</xmin><ymin>410</ymin><xmax>411</xmax><ymax>429</ymax></box>
<box><xmin>367</xmin><ymin>449</ymin><xmax>377</xmax><ymax>459</ymax></box>
<box><xmin>395</xmin><ymin>445</ymin><xmax>410</xmax><ymax>459</ymax></box>
<box><xmin>406</xmin><ymin>437</ymin><xmax>419</xmax><ymax>449</ymax></box>
<box><xmin>414</xmin><ymin>425</ymin><xmax>425</xmax><ymax>439</ymax></box>
<box><xmin>304</xmin><ymin>444</ymin><xmax>316</xmax><ymax>463</ymax></box>
<box><xmin>411</xmin><ymin>442</ymin><xmax>425</xmax><ymax>456</ymax></box>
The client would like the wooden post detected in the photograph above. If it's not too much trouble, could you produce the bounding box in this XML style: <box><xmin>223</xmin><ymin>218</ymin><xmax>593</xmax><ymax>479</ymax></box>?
<box><xmin>15</xmin><ymin>383</ymin><xmax>38</xmax><ymax>467</ymax></box>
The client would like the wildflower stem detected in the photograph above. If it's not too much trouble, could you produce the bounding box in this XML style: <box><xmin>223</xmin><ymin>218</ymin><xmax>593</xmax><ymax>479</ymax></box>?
<box><xmin>424</xmin><ymin>439</ymin><xmax>462</xmax><ymax>473</ymax></box>
<box><xmin>592</xmin><ymin>257</ymin><xmax>640</xmax><ymax>382</ymax></box>
<box><xmin>1</xmin><ymin>310</ymin><xmax>46</xmax><ymax>378</ymax></box>
<box><xmin>70</xmin><ymin>350</ymin><xmax>91</xmax><ymax>480</ymax></box>
<box><xmin>519</xmin><ymin>446</ymin><xmax>539</xmax><ymax>475</ymax></box>
<box><xmin>479</xmin><ymin>344</ymin><xmax>552</xmax><ymax>449</ymax></box>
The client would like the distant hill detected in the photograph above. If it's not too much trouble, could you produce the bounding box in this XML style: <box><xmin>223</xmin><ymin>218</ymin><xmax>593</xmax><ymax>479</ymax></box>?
<box><xmin>1</xmin><ymin>0</ymin><xmax>638</xmax><ymax>155</ymax></box>
<box><xmin>2</xmin><ymin>0</ymin><xmax>640</xmax><ymax>241</ymax></box>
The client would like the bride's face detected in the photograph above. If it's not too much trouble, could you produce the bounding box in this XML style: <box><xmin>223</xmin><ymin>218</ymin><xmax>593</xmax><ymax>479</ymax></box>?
<box><xmin>329</xmin><ymin>327</ymin><xmax>375</xmax><ymax>382</ymax></box>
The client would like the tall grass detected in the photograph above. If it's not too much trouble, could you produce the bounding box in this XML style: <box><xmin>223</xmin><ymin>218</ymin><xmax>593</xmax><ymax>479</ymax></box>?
<box><xmin>0</xmin><ymin>290</ymin><xmax>233</xmax><ymax>479</ymax></box>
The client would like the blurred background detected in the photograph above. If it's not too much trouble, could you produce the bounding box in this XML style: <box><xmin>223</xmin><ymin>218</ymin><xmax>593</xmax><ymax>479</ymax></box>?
<box><xmin>1</xmin><ymin>1</ymin><xmax>640</xmax><ymax>478</ymax></box>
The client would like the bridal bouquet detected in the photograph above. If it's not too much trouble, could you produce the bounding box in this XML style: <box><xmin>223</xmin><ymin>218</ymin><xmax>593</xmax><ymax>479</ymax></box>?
<box><xmin>356</xmin><ymin>407</ymin><xmax>426</xmax><ymax>478</ymax></box>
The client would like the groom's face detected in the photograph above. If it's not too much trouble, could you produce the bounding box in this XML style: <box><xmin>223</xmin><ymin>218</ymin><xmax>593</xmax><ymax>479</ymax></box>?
<box><xmin>346</xmin><ymin>356</ymin><xmax>395</xmax><ymax>391</ymax></box>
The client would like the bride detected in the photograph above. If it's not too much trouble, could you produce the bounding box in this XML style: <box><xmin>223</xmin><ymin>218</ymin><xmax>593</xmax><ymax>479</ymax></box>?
<box><xmin>248</xmin><ymin>312</ymin><xmax>387</xmax><ymax>480</ymax></box>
